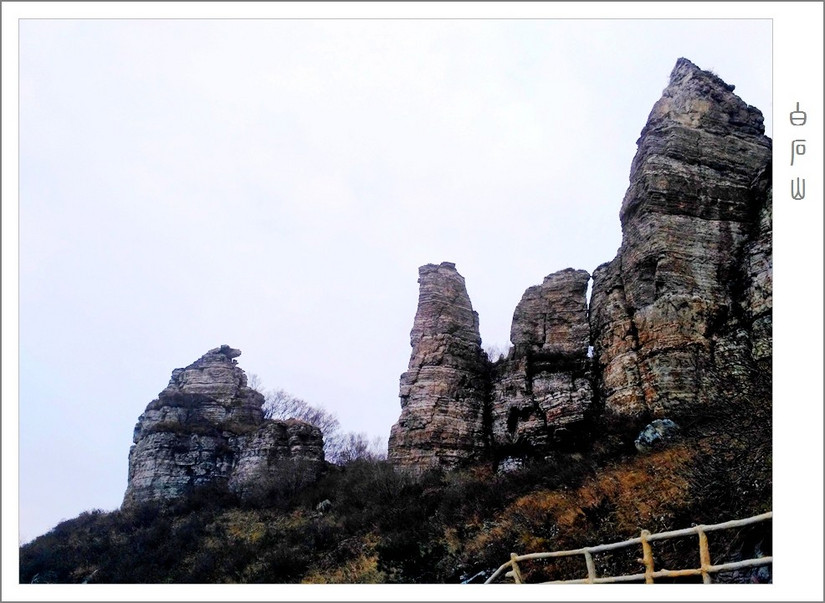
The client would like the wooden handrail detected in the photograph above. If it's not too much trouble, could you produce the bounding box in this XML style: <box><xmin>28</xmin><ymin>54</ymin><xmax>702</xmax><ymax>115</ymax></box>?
<box><xmin>484</xmin><ymin>511</ymin><xmax>772</xmax><ymax>584</ymax></box>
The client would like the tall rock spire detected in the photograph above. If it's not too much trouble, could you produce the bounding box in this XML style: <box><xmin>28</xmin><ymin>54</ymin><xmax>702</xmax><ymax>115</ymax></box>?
<box><xmin>388</xmin><ymin>262</ymin><xmax>490</xmax><ymax>469</ymax></box>
<box><xmin>590</xmin><ymin>58</ymin><xmax>772</xmax><ymax>424</ymax></box>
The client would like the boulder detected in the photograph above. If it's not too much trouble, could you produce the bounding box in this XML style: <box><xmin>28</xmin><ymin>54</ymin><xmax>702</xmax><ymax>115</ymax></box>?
<box><xmin>634</xmin><ymin>418</ymin><xmax>680</xmax><ymax>453</ymax></box>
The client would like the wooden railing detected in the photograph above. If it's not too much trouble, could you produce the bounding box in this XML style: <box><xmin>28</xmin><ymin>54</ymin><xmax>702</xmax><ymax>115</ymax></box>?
<box><xmin>484</xmin><ymin>511</ymin><xmax>772</xmax><ymax>584</ymax></box>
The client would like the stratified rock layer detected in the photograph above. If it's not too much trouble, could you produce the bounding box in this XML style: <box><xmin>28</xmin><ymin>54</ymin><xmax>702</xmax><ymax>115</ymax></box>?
<box><xmin>490</xmin><ymin>269</ymin><xmax>593</xmax><ymax>458</ymax></box>
<box><xmin>742</xmin><ymin>163</ymin><xmax>772</xmax><ymax>367</ymax></box>
<box><xmin>590</xmin><ymin>58</ymin><xmax>772</xmax><ymax>425</ymax></box>
<box><xmin>389</xmin><ymin>58</ymin><xmax>771</xmax><ymax>470</ymax></box>
<box><xmin>388</xmin><ymin>265</ymin><xmax>595</xmax><ymax>469</ymax></box>
<box><xmin>124</xmin><ymin>346</ymin><xmax>324</xmax><ymax>505</ymax></box>
<box><xmin>387</xmin><ymin>263</ymin><xmax>489</xmax><ymax>469</ymax></box>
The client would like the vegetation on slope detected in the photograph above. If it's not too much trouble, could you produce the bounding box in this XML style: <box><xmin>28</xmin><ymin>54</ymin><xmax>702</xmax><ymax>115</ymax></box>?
<box><xmin>20</xmin><ymin>388</ymin><xmax>770</xmax><ymax>584</ymax></box>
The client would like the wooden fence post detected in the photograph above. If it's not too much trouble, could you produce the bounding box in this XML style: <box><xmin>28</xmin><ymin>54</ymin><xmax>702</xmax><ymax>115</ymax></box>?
<box><xmin>640</xmin><ymin>529</ymin><xmax>655</xmax><ymax>584</ymax></box>
<box><xmin>697</xmin><ymin>527</ymin><xmax>712</xmax><ymax>584</ymax></box>
<box><xmin>583</xmin><ymin>550</ymin><xmax>597</xmax><ymax>583</ymax></box>
<box><xmin>509</xmin><ymin>553</ymin><xmax>524</xmax><ymax>584</ymax></box>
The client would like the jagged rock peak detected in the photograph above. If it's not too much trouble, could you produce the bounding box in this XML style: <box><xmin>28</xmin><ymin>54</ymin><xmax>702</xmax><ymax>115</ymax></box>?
<box><xmin>635</xmin><ymin>57</ymin><xmax>766</xmax><ymax>150</ymax></box>
<box><xmin>168</xmin><ymin>345</ymin><xmax>243</xmax><ymax>380</ymax></box>
<box><xmin>390</xmin><ymin>59</ymin><xmax>771</xmax><ymax>469</ymax></box>
<box><xmin>670</xmin><ymin>57</ymin><xmax>736</xmax><ymax>90</ymax></box>
<box><xmin>389</xmin><ymin>264</ymin><xmax>597</xmax><ymax>470</ymax></box>
<box><xmin>205</xmin><ymin>344</ymin><xmax>242</xmax><ymax>360</ymax></box>
<box><xmin>155</xmin><ymin>345</ymin><xmax>259</xmax><ymax>413</ymax></box>
<box><xmin>124</xmin><ymin>346</ymin><xmax>324</xmax><ymax>506</ymax></box>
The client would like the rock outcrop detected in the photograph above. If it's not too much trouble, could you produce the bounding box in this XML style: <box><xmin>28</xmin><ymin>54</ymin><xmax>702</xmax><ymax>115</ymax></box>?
<box><xmin>122</xmin><ymin>61</ymin><xmax>770</xmax><ymax>482</ymax></box>
<box><xmin>490</xmin><ymin>269</ymin><xmax>593</xmax><ymax>459</ymax></box>
<box><xmin>388</xmin><ymin>264</ymin><xmax>595</xmax><ymax>469</ymax></box>
<box><xmin>124</xmin><ymin>346</ymin><xmax>324</xmax><ymax>505</ymax></box>
<box><xmin>387</xmin><ymin>262</ymin><xmax>489</xmax><ymax>469</ymax></box>
<box><xmin>389</xmin><ymin>58</ymin><xmax>771</xmax><ymax>470</ymax></box>
<box><xmin>589</xmin><ymin>58</ymin><xmax>772</xmax><ymax>426</ymax></box>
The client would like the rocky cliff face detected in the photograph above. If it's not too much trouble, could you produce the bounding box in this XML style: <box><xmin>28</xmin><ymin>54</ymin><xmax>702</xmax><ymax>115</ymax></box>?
<box><xmin>124</xmin><ymin>345</ymin><xmax>324</xmax><ymax>505</ymax></box>
<box><xmin>590</xmin><ymin>58</ymin><xmax>772</xmax><ymax>426</ymax></box>
<box><xmin>388</xmin><ymin>264</ymin><xmax>594</xmax><ymax>469</ymax></box>
<box><xmin>389</xmin><ymin>58</ymin><xmax>771</xmax><ymax>469</ymax></box>
<box><xmin>387</xmin><ymin>263</ymin><xmax>489</xmax><ymax>470</ymax></box>
<box><xmin>490</xmin><ymin>269</ymin><xmax>593</xmax><ymax>459</ymax></box>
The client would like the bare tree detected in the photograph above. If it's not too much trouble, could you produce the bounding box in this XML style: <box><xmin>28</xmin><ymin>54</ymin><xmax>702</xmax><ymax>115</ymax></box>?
<box><xmin>262</xmin><ymin>388</ymin><xmax>341</xmax><ymax>437</ymax></box>
<box><xmin>247</xmin><ymin>373</ymin><xmax>264</xmax><ymax>393</ymax></box>
<box><xmin>334</xmin><ymin>432</ymin><xmax>387</xmax><ymax>464</ymax></box>
<box><xmin>483</xmin><ymin>342</ymin><xmax>513</xmax><ymax>363</ymax></box>
<box><xmin>257</xmin><ymin>385</ymin><xmax>383</xmax><ymax>465</ymax></box>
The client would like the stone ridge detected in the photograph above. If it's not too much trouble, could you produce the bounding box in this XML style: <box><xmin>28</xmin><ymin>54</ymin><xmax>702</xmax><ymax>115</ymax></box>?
<box><xmin>388</xmin><ymin>58</ymin><xmax>772</xmax><ymax>470</ymax></box>
<box><xmin>122</xmin><ymin>60</ymin><xmax>772</xmax><ymax>482</ymax></box>
<box><xmin>387</xmin><ymin>262</ymin><xmax>489</xmax><ymax>470</ymax></box>
<box><xmin>124</xmin><ymin>346</ymin><xmax>324</xmax><ymax>505</ymax></box>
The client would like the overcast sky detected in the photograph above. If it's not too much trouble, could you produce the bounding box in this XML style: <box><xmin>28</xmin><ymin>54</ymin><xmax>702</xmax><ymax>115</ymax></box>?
<box><xmin>16</xmin><ymin>18</ymin><xmax>772</xmax><ymax>544</ymax></box>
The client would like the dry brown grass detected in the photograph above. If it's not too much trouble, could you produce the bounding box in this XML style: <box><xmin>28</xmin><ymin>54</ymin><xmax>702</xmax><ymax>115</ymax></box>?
<box><xmin>460</xmin><ymin>444</ymin><xmax>699</xmax><ymax>582</ymax></box>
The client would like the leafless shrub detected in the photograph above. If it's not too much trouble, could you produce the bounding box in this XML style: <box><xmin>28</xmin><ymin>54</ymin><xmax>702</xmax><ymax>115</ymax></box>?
<box><xmin>483</xmin><ymin>343</ymin><xmax>512</xmax><ymax>363</ymax></box>
<box><xmin>253</xmin><ymin>380</ymin><xmax>385</xmax><ymax>465</ymax></box>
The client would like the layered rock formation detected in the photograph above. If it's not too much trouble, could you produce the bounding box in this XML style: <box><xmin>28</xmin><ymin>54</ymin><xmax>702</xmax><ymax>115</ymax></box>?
<box><xmin>122</xmin><ymin>60</ymin><xmax>770</xmax><ymax>482</ymax></box>
<box><xmin>490</xmin><ymin>269</ymin><xmax>593</xmax><ymax>457</ymax></box>
<box><xmin>124</xmin><ymin>345</ymin><xmax>324</xmax><ymax>505</ymax></box>
<box><xmin>389</xmin><ymin>265</ymin><xmax>595</xmax><ymax>469</ymax></box>
<box><xmin>590</xmin><ymin>58</ymin><xmax>772</xmax><ymax>425</ymax></box>
<box><xmin>389</xmin><ymin>58</ymin><xmax>771</xmax><ymax>469</ymax></box>
<box><xmin>741</xmin><ymin>164</ymin><xmax>772</xmax><ymax>368</ymax></box>
<box><xmin>387</xmin><ymin>262</ymin><xmax>489</xmax><ymax>469</ymax></box>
